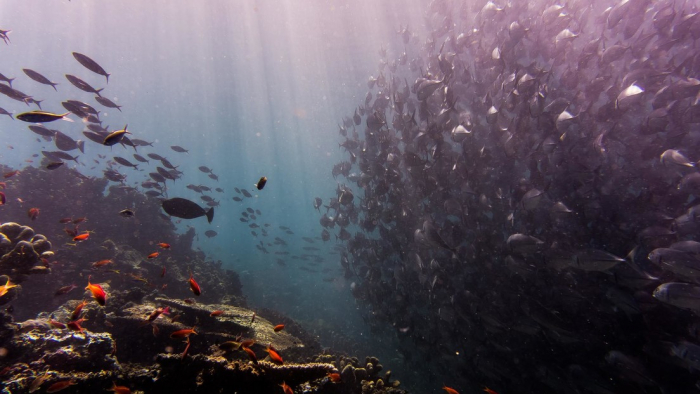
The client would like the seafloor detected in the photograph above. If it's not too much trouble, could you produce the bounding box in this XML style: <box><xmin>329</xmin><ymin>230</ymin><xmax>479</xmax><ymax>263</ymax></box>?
<box><xmin>0</xmin><ymin>165</ymin><xmax>404</xmax><ymax>394</ymax></box>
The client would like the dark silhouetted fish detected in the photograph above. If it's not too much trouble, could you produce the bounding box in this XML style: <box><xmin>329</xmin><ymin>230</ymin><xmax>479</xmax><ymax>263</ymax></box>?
<box><xmin>72</xmin><ymin>52</ymin><xmax>110</xmax><ymax>83</ymax></box>
<box><xmin>22</xmin><ymin>68</ymin><xmax>58</xmax><ymax>91</ymax></box>
<box><xmin>65</xmin><ymin>74</ymin><xmax>103</xmax><ymax>96</ymax></box>
<box><xmin>162</xmin><ymin>197</ymin><xmax>214</xmax><ymax>223</ymax></box>
<box><xmin>94</xmin><ymin>96</ymin><xmax>122</xmax><ymax>112</ymax></box>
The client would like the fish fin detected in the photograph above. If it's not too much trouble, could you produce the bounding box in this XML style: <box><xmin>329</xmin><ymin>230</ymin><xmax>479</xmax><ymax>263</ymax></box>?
<box><xmin>206</xmin><ymin>207</ymin><xmax>214</xmax><ymax>223</ymax></box>
<box><xmin>106</xmin><ymin>74</ymin><xmax>110</xmax><ymax>84</ymax></box>
<box><xmin>95</xmin><ymin>88</ymin><xmax>103</xmax><ymax>97</ymax></box>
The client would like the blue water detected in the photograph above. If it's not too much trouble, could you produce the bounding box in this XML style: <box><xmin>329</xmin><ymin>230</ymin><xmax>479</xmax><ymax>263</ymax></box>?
<box><xmin>0</xmin><ymin>0</ymin><xmax>432</xmax><ymax>391</ymax></box>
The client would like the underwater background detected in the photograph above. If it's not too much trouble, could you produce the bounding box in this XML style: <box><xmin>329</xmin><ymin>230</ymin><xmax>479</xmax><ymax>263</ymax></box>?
<box><xmin>2</xmin><ymin>0</ymin><xmax>700</xmax><ymax>393</ymax></box>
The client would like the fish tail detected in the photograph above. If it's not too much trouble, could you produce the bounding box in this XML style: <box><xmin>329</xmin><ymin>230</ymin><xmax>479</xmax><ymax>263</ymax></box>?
<box><xmin>206</xmin><ymin>207</ymin><xmax>214</xmax><ymax>223</ymax></box>
<box><xmin>95</xmin><ymin>88</ymin><xmax>104</xmax><ymax>97</ymax></box>
<box><xmin>106</xmin><ymin>74</ymin><xmax>110</xmax><ymax>84</ymax></box>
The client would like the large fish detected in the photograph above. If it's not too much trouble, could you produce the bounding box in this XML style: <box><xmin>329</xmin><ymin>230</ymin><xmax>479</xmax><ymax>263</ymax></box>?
<box><xmin>162</xmin><ymin>197</ymin><xmax>214</xmax><ymax>223</ymax></box>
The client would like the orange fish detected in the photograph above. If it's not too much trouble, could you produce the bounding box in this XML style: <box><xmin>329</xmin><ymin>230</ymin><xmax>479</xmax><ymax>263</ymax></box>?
<box><xmin>242</xmin><ymin>346</ymin><xmax>258</xmax><ymax>364</ymax></box>
<box><xmin>273</xmin><ymin>324</ymin><xmax>285</xmax><ymax>332</ymax></box>
<box><xmin>250</xmin><ymin>312</ymin><xmax>256</xmax><ymax>324</ymax></box>
<box><xmin>0</xmin><ymin>277</ymin><xmax>18</xmax><ymax>298</ymax></box>
<box><xmin>67</xmin><ymin>318</ymin><xmax>87</xmax><ymax>333</ymax></box>
<box><xmin>483</xmin><ymin>388</ymin><xmax>498</xmax><ymax>394</ymax></box>
<box><xmin>181</xmin><ymin>337</ymin><xmax>191</xmax><ymax>360</ymax></box>
<box><xmin>46</xmin><ymin>379</ymin><xmax>77</xmax><ymax>393</ymax></box>
<box><xmin>264</xmin><ymin>346</ymin><xmax>283</xmax><ymax>365</ymax></box>
<box><xmin>73</xmin><ymin>232</ymin><xmax>90</xmax><ymax>242</ymax></box>
<box><xmin>86</xmin><ymin>278</ymin><xmax>107</xmax><ymax>306</ymax></box>
<box><xmin>240</xmin><ymin>339</ymin><xmax>255</xmax><ymax>349</ymax></box>
<box><xmin>158</xmin><ymin>243</ymin><xmax>170</xmax><ymax>249</ymax></box>
<box><xmin>92</xmin><ymin>259</ymin><xmax>113</xmax><ymax>268</ymax></box>
<box><xmin>27</xmin><ymin>207</ymin><xmax>39</xmax><ymax>220</ymax></box>
<box><xmin>327</xmin><ymin>372</ymin><xmax>341</xmax><ymax>383</ymax></box>
<box><xmin>210</xmin><ymin>310</ymin><xmax>224</xmax><ymax>317</ymax></box>
<box><xmin>279</xmin><ymin>382</ymin><xmax>293</xmax><ymax>394</ymax></box>
<box><xmin>107</xmin><ymin>382</ymin><xmax>131</xmax><ymax>394</ymax></box>
<box><xmin>188</xmin><ymin>273</ymin><xmax>201</xmax><ymax>296</ymax></box>
<box><xmin>3</xmin><ymin>170</ymin><xmax>19</xmax><ymax>178</ymax></box>
<box><xmin>146</xmin><ymin>306</ymin><xmax>170</xmax><ymax>322</ymax></box>
<box><xmin>170</xmin><ymin>326</ymin><xmax>197</xmax><ymax>339</ymax></box>
<box><xmin>443</xmin><ymin>386</ymin><xmax>460</xmax><ymax>394</ymax></box>
<box><xmin>71</xmin><ymin>300</ymin><xmax>88</xmax><ymax>320</ymax></box>
<box><xmin>0</xmin><ymin>191</ymin><xmax>5</xmax><ymax>205</ymax></box>
<box><xmin>49</xmin><ymin>319</ymin><xmax>66</xmax><ymax>329</ymax></box>
<box><xmin>147</xmin><ymin>252</ymin><xmax>159</xmax><ymax>259</ymax></box>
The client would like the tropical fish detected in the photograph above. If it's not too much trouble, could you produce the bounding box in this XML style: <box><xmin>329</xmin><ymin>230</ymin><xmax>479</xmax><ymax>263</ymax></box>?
<box><xmin>16</xmin><ymin>111</ymin><xmax>71</xmax><ymax>123</ymax></box>
<box><xmin>158</xmin><ymin>243</ymin><xmax>170</xmax><ymax>249</ymax></box>
<box><xmin>27</xmin><ymin>207</ymin><xmax>39</xmax><ymax>220</ymax></box>
<box><xmin>86</xmin><ymin>278</ymin><xmax>107</xmax><ymax>306</ymax></box>
<box><xmin>72</xmin><ymin>52</ymin><xmax>110</xmax><ymax>83</ymax></box>
<box><xmin>73</xmin><ymin>233</ymin><xmax>90</xmax><ymax>242</ymax></box>
<box><xmin>22</xmin><ymin>68</ymin><xmax>58</xmax><ymax>91</ymax></box>
<box><xmin>242</xmin><ymin>346</ymin><xmax>258</xmax><ymax>364</ymax></box>
<box><xmin>0</xmin><ymin>277</ymin><xmax>18</xmax><ymax>298</ymax></box>
<box><xmin>70</xmin><ymin>300</ymin><xmax>88</xmax><ymax>320</ymax></box>
<box><xmin>210</xmin><ymin>310</ymin><xmax>224</xmax><ymax>317</ymax></box>
<box><xmin>170</xmin><ymin>326</ymin><xmax>197</xmax><ymax>339</ymax></box>
<box><xmin>95</xmin><ymin>96</ymin><xmax>122</xmax><ymax>111</ymax></box>
<box><xmin>66</xmin><ymin>318</ymin><xmax>87</xmax><ymax>333</ymax></box>
<box><xmin>162</xmin><ymin>197</ymin><xmax>214</xmax><ymax>223</ymax></box>
<box><xmin>188</xmin><ymin>273</ymin><xmax>201</xmax><ymax>296</ymax></box>
<box><xmin>103</xmin><ymin>125</ymin><xmax>130</xmax><ymax>146</ymax></box>
<box><xmin>107</xmin><ymin>382</ymin><xmax>131</xmax><ymax>394</ymax></box>
<box><xmin>45</xmin><ymin>380</ymin><xmax>76</xmax><ymax>393</ymax></box>
<box><xmin>264</xmin><ymin>346</ymin><xmax>283</xmax><ymax>364</ymax></box>
<box><xmin>279</xmin><ymin>382</ymin><xmax>293</xmax><ymax>394</ymax></box>
<box><xmin>256</xmin><ymin>176</ymin><xmax>267</xmax><ymax>190</ymax></box>
<box><xmin>54</xmin><ymin>284</ymin><xmax>77</xmax><ymax>296</ymax></box>
<box><xmin>147</xmin><ymin>252</ymin><xmax>159</xmax><ymax>259</ymax></box>
<box><xmin>273</xmin><ymin>324</ymin><xmax>285</xmax><ymax>332</ymax></box>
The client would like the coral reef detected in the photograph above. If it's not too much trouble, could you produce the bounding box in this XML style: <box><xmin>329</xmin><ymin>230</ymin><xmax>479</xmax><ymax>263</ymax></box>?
<box><xmin>0</xmin><ymin>222</ymin><xmax>52</xmax><ymax>305</ymax></box>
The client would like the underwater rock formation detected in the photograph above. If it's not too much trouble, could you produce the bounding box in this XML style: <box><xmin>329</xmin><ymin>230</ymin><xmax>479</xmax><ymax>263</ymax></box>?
<box><xmin>0</xmin><ymin>222</ymin><xmax>52</xmax><ymax>305</ymax></box>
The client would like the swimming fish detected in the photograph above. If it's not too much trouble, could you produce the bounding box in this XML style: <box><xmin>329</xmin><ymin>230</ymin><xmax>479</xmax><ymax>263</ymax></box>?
<box><xmin>188</xmin><ymin>273</ymin><xmax>201</xmax><ymax>296</ymax></box>
<box><xmin>162</xmin><ymin>197</ymin><xmax>214</xmax><ymax>223</ymax></box>
<box><xmin>86</xmin><ymin>278</ymin><xmax>106</xmax><ymax>306</ymax></box>
<box><xmin>256</xmin><ymin>176</ymin><xmax>267</xmax><ymax>190</ymax></box>
<box><xmin>72</xmin><ymin>52</ymin><xmax>110</xmax><ymax>83</ymax></box>
<box><xmin>16</xmin><ymin>111</ymin><xmax>72</xmax><ymax>123</ymax></box>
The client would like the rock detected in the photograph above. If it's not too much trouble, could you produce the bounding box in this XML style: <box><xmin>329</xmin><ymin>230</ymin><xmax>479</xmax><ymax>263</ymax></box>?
<box><xmin>0</xmin><ymin>223</ymin><xmax>52</xmax><ymax>291</ymax></box>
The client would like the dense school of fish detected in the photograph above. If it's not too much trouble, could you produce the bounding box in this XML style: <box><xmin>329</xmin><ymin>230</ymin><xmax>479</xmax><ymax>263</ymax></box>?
<box><xmin>318</xmin><ymin>0</ymin><xmax>700</xmax><ymax>393</ymax></box>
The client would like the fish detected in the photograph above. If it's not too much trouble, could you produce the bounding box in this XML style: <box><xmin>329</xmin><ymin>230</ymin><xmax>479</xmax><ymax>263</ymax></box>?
<box><xmin>95</xmin><ymin>96</ymin><xmax>122</xmax><ymax>111</ymax></box>
<box><xmin>170</xmin><ymin>326</ymin><xmax>197</xmax><ymax>339</ymax></box>
<box><xmin>65</xmin><ymin>74</ymin><xmax>103</xmax><ymax>96</ymax></box>
<box><xmin>86</xmin><ymin>278</ymin><xmax>107</xmax><ymax>306</ymax></box>
<box><xmin>0</xmin><ymin>192</ymin><xmax>4</xmax><ymax>205</ymax></box>
<box><xmin>146</xmin><ymin>306</ymin><xmax>170</xmax><ymax>322</ymax></box>
<box><xmin>279</xmin><ymin>382</ymin><xmax>293</xmax><ymax>394</ymax></box>
<box><xmin>0</xmin><ymin>277</ymin><xmax>18</xmax><ymax>298</ymax></box>
<box><xmin>264</xmin><ymin>346</ymin><xmax>283</xmax><ymax>364</ymax></box>
<box><xmin>66</xmin><ymin>317</ymin><xmax>87</xmax><ymax>333</ymax></box>
<box><xmin>72</xmin><ymin>52</ymin><xmax>110</xmax><ymax>83</ymax></box>
<box><xmin>73</xmin><ymin>233</ymin><xmax>90</xmax><ymax>242</ymax></box>
<box><xmin>103</xmin><ymin>125</ymin><xmax>130</xmax><ymax>146</ymax></box>
<box><xmin>107</xmin><ymin>382</ymin><xmax>131</xmax><ymax>394</ymax></box>
<box><xmin>22</xmin><ymin>68</ymin><xmax>58</xmax><ymax>91</ymax></box>
<box><xmin>327</xmin><ymin>372</ymin><xmax>341</xmax><ymax>382</ymax></box>
<box><xmin>45</xmin><ymin>380</ymin><xmax>77</xmax><ymax>393</ymax></box>
<box><xmin>147</xmin><ymin>251</ymin><xmax>160</xmax><ymax>259</ymax></box>
<box><xmin>119</xmin><ymin>209</ymin><xmax>135</xmax><ymax>218</ymax></box>
<box><xmin>49</xmin><ymin>319</ymin><xmax>66</xmax><ymax>329</ymax></box>
<box><xmin>0</xmin><ymin>106</ymin><xmax>13</xmax><ymax>119</ymax></box>
<box><xmin>204</xmin><ymin>230</ymin><xmax>217</xmax><ymax>238</ymax></box>
<box><xmin>242</xmin><ymin>346</ymin><xmax>258</xmax><ymax>364</ymax></box>
<box><xmin>273</xmin><ymin>324</ymin><xmax>285</xmax><ymax>332</ymax></box>
<box><xmin>54</xmin><ymin>284</ymin><xmax>77</xmax><ymax>296</ymax></box>
<box><xmin>27</xmin><ymin>207</ymin><xmax>39</xmax><ymax>220</ymax></box>
<box><xmin>171</xmin><ymin>145</ymin><xmax>188</xmax><ymax>153</ymax></box>
<box><xmin>442</xmin><ymin>387</ymin><xmax>459</xmax><ymax>394</ymax></box>
<box><xmin>70</xmin><ymin>300</ymin><xmax>88</xmax><ymax>321</ymax></box>
<box><xmin>16</xmin><ymin>111</ymin><xmax>72</xmax><ymax>123</ymax></box>
<box><xmin>483</xmin><ymin>388</ymin><xmax>498</xmax><ymax>394</ymax></box>
<box><xmin>157</xmin><ymin>243</ymin><xmax>170</xmax><ymax>249</ymax></box>
<box><xmin>113</xmin><ymin>156</ymin><xmax>138</xmax><ymax>169</ymax></box>
<box><xmin>46</xmin><ymin>162</ymin><xmax>64</xmax><ymax>170</ymax></box>
<box><xmin>256</xmin><ymin>176</ymin><xmax>267</xmax><ymax>190</ymax></box>
<box><xmin>210</xmin><ymin>310</ymin><xmax>224</xmax><ymax>317</ymax></box>
<box><xmin>162</xmin><ymin>197</ymin><xmax>214</xmax><ymax>223</ymax></box>
<box><xmin>91</xmin><ymin>259</ymin><xmax>113</xmax><ymax>268</ymax></box>
<box><xmin>188</xmin><ymin>273</ymin><xmax>201</xmax><ymax>296</ymax></box>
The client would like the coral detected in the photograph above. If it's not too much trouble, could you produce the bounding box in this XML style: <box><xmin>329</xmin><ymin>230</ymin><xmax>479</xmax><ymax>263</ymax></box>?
<box><xmin>0</xmin><ymin>222</ymin><xmax>53</xmax><ymax>305</ymax></box>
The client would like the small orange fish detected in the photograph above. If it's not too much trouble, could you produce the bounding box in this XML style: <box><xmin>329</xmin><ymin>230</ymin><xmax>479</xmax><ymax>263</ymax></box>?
<box><xmin>67</xmin><ymin>318</ymin><xmax>87</xmax><ymax>333</ymax></box>
<box><xmin>242</xmin><ymin>346</ymin><xmax>258</xmax><ymax>364</ymax></box>
<box><xmin>71</xmin><ymin>300</ymin><xmax>88</xmax><ymax>320</ymax></box>
<box><xmin>170</xmin><ymin>326</ymin><xmax>197</xmax><ymax>339</ymax></box>
<box><xmin>210</xmin><ymin>310</ymin><xmax>224</xmax><ymax>317</ymax></box>
<box><xmin>327</xmin><ymin>372</ymin><xmax>341</xmax><ymax>382</ymax></box>
<box><xmin>158</xmin><ymin>243</ymin><xmax>170</xmax><ymax>249</ymax></box>
<box><xmin>0</xmin><ymin>277</ymin><xmax>18</xmax><ymax>298</ymax></box>
<box><xmin>273</xmin><ymin>324</ymin><xmax>285</xmax><ymax>332</ymax></box>
<box><xmin>3</xmin><ymin>170</ymin><xmax>19</xmax><ymax>178</ymax></box>
<box><xmin>188</xmin><ymin>273</ymin><xmax>201</xmax><ymax>296</ymax></box>
<box><xmin>264</xmin><ymin>346</ymin><xmax>283</xmax><ymax>365</ymax></box>
<box><xmin>181</xmin><ymin>337</ymin><xmax>191</xmax><ymax>360</ymax></box>
<box><xmin>0</xmin><ymin>191</ymin><xmax>5</xmax><ymax>205</ymax></box>
<box><xmin>184</xmin><ymin>298</ymin><xmax>195</xmax><ymax>304</ymax></box>
<box><xmin>146</xmin><ymin>306</ymin><xmax>170</xmax><ymax>322</ymax></box>
<box><xmin>92</xmin><ymin>259</ymin><xmax>113</xmax><ymax>268</ymax></box>
<box><xmin>279</xmin><ymin>382</ymin><xmax>293</xmax><ymax>394</ymax></box>
<box><xmin>483</xmin><ymin>388</ymin><xmax>498</xmax><ymax>394</ymax></box>
<box><xmin>86</xmin><ymin>278</ymin><xmax>107</xmax><ymax>306</ymax></box>
<box><xmin>107</xmin><ymin>382</ymin><xmax>131</xmax><ymax>394</ymax></box>
<box><xmin>49</xmin><ymin>319</ymin><xmax>66</xmax><ymax>329</ymax></box>
<box><xmin>27</xmin><ymin>207</ymin><xmax>39</xmax><ymax>220</ymax></box>
<box><xmin>147</xmin><ymin>252</ymin><xmax>159</xmax><ymax>259</ymax></box>
<box><xmin>250</xmin><ymin>312</ymin><xmax>256</xmax><ymax>324</ymax></box>
<box><xmin>240</xmin><ymin>339</ymin><xmax>255</xmax><ymax>348</ymax></box>
<box><xmin>443</xmin><ymin>386</ymin><xmax>460</xmax><ymax>394</ymax></box>
<box><xmin>46</xmin><ymin>379</ymin><xmax>77</xmax><ymax>393</ymax></box>
<box><xmin>73</xmin><ymin>232</ymin><xmax>90</xmax><ymax>242</ymax></box>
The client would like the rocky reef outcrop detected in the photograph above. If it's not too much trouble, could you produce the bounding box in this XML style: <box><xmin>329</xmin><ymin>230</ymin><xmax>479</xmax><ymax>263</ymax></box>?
<box><xmin>0</xmin><ymin>222</ymin><xmax>52</xmax><ymax>306</ymax></box>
